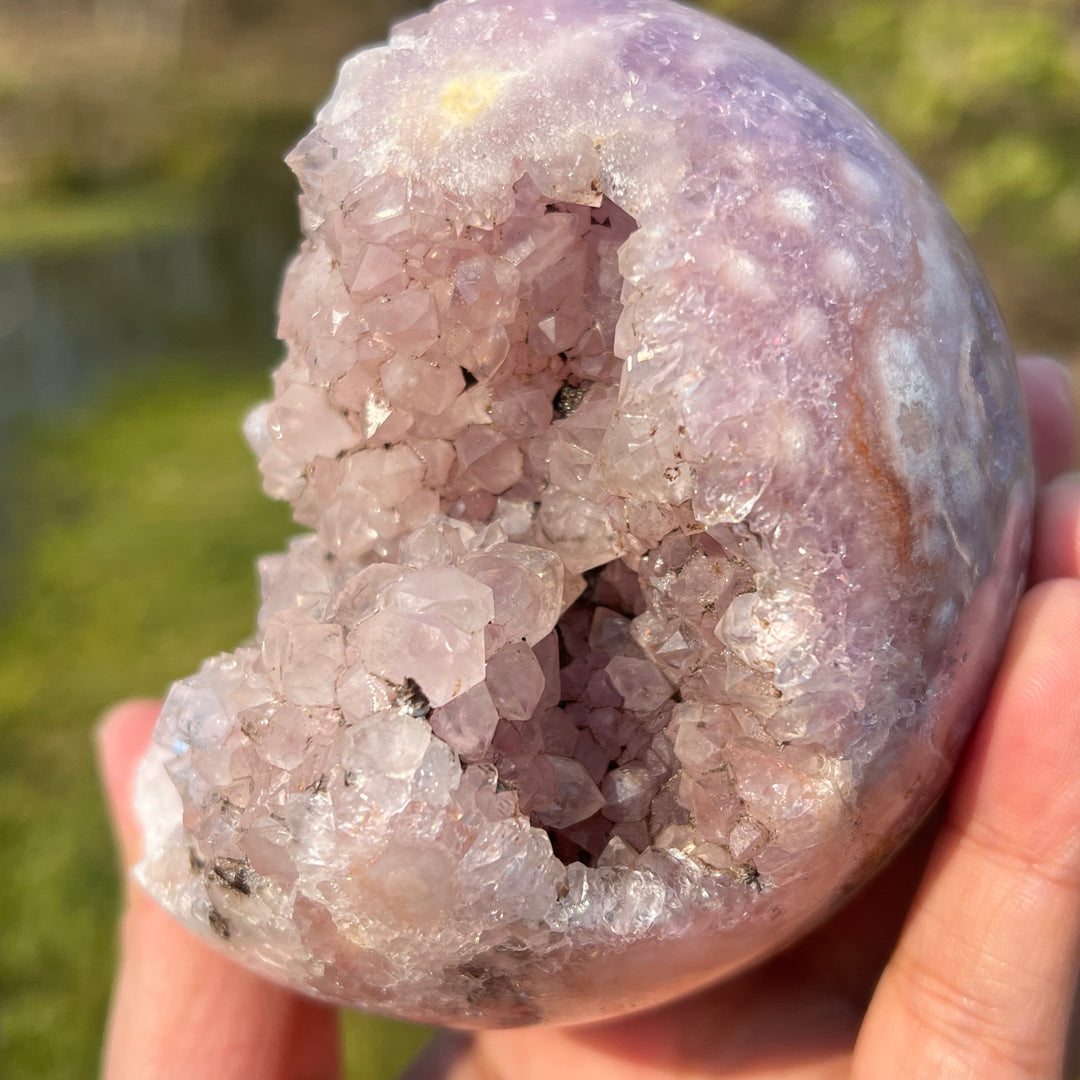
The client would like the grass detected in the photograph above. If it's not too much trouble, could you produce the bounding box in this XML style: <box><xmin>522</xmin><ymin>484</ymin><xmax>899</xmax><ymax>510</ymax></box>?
<box><xmin>0</xmin><ymin>356</ymin><xmax>430</xmax><ymax>1078</ymax></box>
<box><xmin>0</xmin><ymin>187</ymin><xmax>204</xmax><ymax>256</ymax></box>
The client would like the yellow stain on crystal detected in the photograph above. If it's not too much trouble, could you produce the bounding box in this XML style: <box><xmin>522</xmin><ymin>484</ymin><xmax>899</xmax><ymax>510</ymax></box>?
<box><xmin>440</xmin><ymin>74</ymin><xmax>503</xmax><ymax>125</ymax></box>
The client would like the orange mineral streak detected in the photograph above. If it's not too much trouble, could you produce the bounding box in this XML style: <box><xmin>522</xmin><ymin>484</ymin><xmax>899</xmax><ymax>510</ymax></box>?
<box><xmin>846</xmin><ymin>388</ymin><xmax>913</xmax><ymax>563</ymax></box>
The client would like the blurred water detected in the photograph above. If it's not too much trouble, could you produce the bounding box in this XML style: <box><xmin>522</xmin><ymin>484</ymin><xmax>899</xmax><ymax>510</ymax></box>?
<box><xmin>0</xmin><ymin>220</ymin><xmax>294</xmax><ymax>580</ymax></box>
<box><xmin>0</xmin><ymin>223</ymin><xmax>288</xmax><ymax>442</ymax></box>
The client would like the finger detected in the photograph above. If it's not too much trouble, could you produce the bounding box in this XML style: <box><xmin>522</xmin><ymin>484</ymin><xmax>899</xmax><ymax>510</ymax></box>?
<box><xmin>854</xmin><ymin>580</ymin><xmax>1080</xmax><ymax>1079</ymax></box>
<box><xmin>97</xmin><ymin>699</ymin><xmax>165</xmax><ymax>872</ymax></box>
<box><xmin>1018</xmin><ymin>355</ymin><xmax>1077</xmax><ymax>486</ymax></box>
<box><xmin>97</xmin><ymin>700</ymin><xmax>342</xmax><ymax>1080</ymax></box>
<box><xmin>1032</xmin><ymin>473</ymin><xmax>1080</xmax><ymax>584</ymax></box>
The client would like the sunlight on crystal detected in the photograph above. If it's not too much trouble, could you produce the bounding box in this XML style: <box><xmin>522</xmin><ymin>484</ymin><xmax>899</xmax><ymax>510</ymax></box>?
<box><xmin>135</xmin><ymin>0</ymin><xmax>1032</xmax><ymax>1028</ymax></box>
<box><xmin>440</xmin><ymin>73</ymin><xmax>505</xmax><ymax>125</ymax></box>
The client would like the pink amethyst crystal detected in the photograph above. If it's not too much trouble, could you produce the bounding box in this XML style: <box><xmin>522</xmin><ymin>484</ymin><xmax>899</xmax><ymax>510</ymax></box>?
<box><xmin>134</xmin><ymin>0</ymin><xmax>1033</xmax><ymax>1026</ymax></box>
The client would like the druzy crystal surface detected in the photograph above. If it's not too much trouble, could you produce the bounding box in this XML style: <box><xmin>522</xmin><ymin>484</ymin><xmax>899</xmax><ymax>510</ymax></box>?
<box><xmin>135</xmin><ymin>0</ymin><xmax>1034</xmax><ymax>1026</ymax></box>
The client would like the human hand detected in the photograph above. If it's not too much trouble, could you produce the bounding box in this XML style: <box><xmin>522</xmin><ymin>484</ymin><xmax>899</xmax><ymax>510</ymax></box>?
<box><xmin>98</xmin><ymin>355</ymin><xmax>1079</xmax><ymax>1080</ymax></box>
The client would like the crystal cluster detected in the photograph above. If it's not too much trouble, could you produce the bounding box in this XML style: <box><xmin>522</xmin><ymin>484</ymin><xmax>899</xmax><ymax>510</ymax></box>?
<box><xmin>135</xmin><ymin>0</ymin><xmax>1033</xmax><ymax>1026</ymax></box>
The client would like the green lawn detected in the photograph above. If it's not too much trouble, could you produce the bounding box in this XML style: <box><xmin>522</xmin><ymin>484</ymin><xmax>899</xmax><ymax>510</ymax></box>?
<box><xmin>0</xmin><ymin>356</ymin><xmax>430</xmax><ymax>1078</ymax></box>
<box><xmin>0</xmin><ymin>188</ymin><xmax>203</xmax><ymax>257</ymax></box>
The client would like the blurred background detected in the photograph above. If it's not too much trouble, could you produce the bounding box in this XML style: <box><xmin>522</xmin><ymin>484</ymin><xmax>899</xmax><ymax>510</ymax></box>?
<box><xmin>0</xmin><ymin>1</ymin><xmax>1078</xmax><ymax>1077</ymax></box>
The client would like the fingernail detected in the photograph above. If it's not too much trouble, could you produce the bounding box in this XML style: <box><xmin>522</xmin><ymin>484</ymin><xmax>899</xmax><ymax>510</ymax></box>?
<box><xmin>1027</xmin><ymin>353</ymin><xmax>1075</xmax><ymax>399</ymax></box>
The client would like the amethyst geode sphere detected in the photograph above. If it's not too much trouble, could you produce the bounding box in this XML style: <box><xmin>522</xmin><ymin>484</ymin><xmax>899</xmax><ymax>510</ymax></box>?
<box><xmin>135</xmin><ymin>0</ymin><xmax>1033</xmax><ymax>1026</ymax></box>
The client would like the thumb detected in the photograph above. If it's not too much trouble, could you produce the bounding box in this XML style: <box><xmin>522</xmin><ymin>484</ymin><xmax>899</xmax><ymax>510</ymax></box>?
<box><xmin>96</xmin><ymin>699</ymin><xmax>161</xmax><ymax>872</ymax></box>
<box><xmin>96</xmin><ymin>699</ymin><xmax>342</xmax><ymax>1080</ymax></box>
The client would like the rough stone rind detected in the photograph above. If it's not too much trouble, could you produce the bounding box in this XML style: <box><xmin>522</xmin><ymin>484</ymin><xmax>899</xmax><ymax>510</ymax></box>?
<box><xmin>135</xmin><ymin>0</ymin><xmax>1033</xmax><ymax>1026</ymax></box>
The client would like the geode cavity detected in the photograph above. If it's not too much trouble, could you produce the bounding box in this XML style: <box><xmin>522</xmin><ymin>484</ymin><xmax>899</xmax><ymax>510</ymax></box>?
<box><xmin>135</xmin><ymin>0</ymin><xmax>1033</xmax><ymax>1026</ymax></box>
